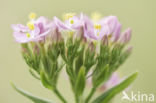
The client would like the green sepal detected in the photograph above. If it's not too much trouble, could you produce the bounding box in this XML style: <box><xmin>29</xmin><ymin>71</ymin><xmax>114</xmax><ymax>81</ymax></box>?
<box><xmin>48</xmin><ymin>43</ymin><xmax>60</xmax><ymax>62</ymax></box>
<box><xmin>40</xmin><ymin>71</ymin><xmax>53</xmax><ymax>90</ymax></box>
<box><xmin>21</xmin><ymin>43</ymin><xmax>41</xmax><ymax>72</ymax></box>
<box><xmin>11</xmin><ymin>83</ymin><xmax>53</xmax><ymax>103</ymax></box>
<box><xmin>84</xmin><ymin>48</ymin><xmax>96</xmax><ymax>74</ymax></box>
<box><xmin>92</xmin><ymin>72</ymin><xmax>138</xmax><ymax>103</ymax></box>
<box><xmin>59</xmin><ymin>41</ymin><xmax>67</xmax><ymax>63</ymax></box>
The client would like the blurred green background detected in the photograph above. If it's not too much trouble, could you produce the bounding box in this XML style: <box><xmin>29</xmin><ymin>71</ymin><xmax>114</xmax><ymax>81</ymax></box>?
<box><xmin>0</xmin><ymin>0</ymin><xmax>156</xmax><ymax>103</ymax></box>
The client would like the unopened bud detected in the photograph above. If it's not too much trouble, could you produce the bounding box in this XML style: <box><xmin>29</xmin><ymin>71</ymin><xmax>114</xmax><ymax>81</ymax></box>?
<box><xmin>21</xmin><ymin>47</ymin><xmax>28</xmax><ymax>54</ymax></box>
<box><xmin>120</xmin><ymin>28</ymin><xmax>132</xmax><ymax>43</ymax></box>
<box><xmin>126</xmin><ymin>46</ymin><xmax>133</xmax><ymax>53</ymax></box>
<box><xmin>102</xmin><ymin>35</ymin><xmax>108</xmax><ymax>46</ymax></box>
<box><xmin>88</xmin><ymin>42</ymin><xmax>95</xmax><ymax>52</ymax></box>
<box><xmin>33</xmin><ymin>45</ymin><xmax>40</xmax><ymax>55</ymax></box>
<box><xmin>52</xmin><ymin>27</ymin><xmax>63</xmax><ymax>42</ymax></box>
<box><xmin>113</xmin><ymin>23</ymin><xmax>121</xmax><ymax>42</ymax></box>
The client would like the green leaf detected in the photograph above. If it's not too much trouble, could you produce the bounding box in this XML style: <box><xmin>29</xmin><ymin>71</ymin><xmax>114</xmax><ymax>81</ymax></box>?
<box><xmin>75</xmin><ymin>66</ymin><xmax>86</xmax><ymax>96</ymax></box>
<box><xmin>11</xmin><ymin>83</ymin><xmax>53</xmax><ymax>103</ymax></box>
<box><xmin>92</xmin><ymin>72</ymin><xmax>138</xmax><ymax>103</ymax></box>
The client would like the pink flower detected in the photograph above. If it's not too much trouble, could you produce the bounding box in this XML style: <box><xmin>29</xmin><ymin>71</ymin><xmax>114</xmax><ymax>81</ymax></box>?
<box><xmin>103</xmin><ymin>16</ymin><xmax>121</xmax><ymax>42</ymax></box>
<box><xmin>11</xmin><ymin>16</ymin><xmax>52</xmax><ymax>43</ymax></box>
<box><xmin>82</xmin><ymin>15</ymin><xmax>122</xmax><ymax>42</ymax></box>
<box><xmin>82</xmin><ymin>14</ymin><xmax>110</xmax><ymax>40</ymax></box>
<box><xmin>53</xmin><ymin>13</ymin><xmax>83</xmax><ymax>31</ymax></box>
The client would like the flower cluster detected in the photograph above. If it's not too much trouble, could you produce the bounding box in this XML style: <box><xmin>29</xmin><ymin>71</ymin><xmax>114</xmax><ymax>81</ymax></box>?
<box><xmin>12</xmin><ymin>12</ymin><xmax>131</xmax><ymax>43</ymax></box>
<box><xmin>11</xmin><ymin>12</ymin><xmax>137</xmax><ymax>103</ymax></box>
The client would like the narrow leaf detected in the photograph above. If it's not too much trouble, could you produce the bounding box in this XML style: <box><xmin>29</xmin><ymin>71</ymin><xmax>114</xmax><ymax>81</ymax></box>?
<box><xmin>29</xmin><ymin>69</ymin><xmax>40</xmax><ymax>80</ymax></box>
<box><xmin>92</xmin><ymin>72</ymin><xmax>138</xmax><ymax>103</ymax></box>
<box><xmin>11</xmin><ymin>83</ymin><xmax>53</xmax><ymax>103</ymax></box>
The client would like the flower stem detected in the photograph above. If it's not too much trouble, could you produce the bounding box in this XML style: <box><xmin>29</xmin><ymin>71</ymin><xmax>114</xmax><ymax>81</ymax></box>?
<box><xmin>85</xmin><ymin>87</ymin><xmax>96</xmax><ymax>103</ymax></box>
<box><xmin>54</xmin><ymin>89</ymin><xmax>67</xmax><ymax>103</ymax></box>
<box><xmin>75</xmin><ymin>95</ymin><xmax>79</xmax><ymax>103</ymax></box>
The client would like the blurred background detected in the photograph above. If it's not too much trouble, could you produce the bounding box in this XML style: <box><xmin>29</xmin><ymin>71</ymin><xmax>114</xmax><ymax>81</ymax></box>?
<box><xmin>0</xmin><ymin>0</ymin><xmax>156</xmax><ymax>103</ymax></box>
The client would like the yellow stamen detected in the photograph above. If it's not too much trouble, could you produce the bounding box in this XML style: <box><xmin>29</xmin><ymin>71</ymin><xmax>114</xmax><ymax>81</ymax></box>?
<box><xmin>94</xmin><ymin>24</ymin><xmax>101</xmax><ymax>30</ymax></box>
<box><xmin>27</xmin><ymin>22</ymin><xmax>35</xmax><ymax>30</ymax></box>
<box><xmin>26</xmin><ymin>33</ymin><xmax>31</xmax><ymax>38</ymax></box>
<box><xmin>91</xmin><ymin>12</ymin><xmax>102</xmax><ymax>21</ymax></box>
<box><xmin>70</xmin><ymin>19</ymin><xmax>74</xmax><ymax>24</ymax></box>
<box><xmin>64</xmin><ymin>13</ymin><xmax>76</xmax><ymax>20</ymax></box>
<box><xmin>29</xmin><ymin>12</ymin><xmax>36</xmax><ymax>20</ymax></box>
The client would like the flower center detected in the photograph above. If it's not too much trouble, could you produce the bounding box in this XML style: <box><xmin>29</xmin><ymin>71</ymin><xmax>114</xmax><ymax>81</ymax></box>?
<box><xmin>27</xmin><ymin>22</ymin><xmax>35</xmax><ymax>30</ymax></box>
<box><xmin>64</xmin><ymin>13</ymin><xmax>76</xmax><ymax>25</ymax></box>
<box><xmin>24</xmin><ymin>12</ymin><xmax>37</xmax><ymax>38</ymax></box>
<box><xmin>94</xmin><ymin>24</ymin><xmax>101</xmax><ymax>36</ymax></box>
<box><xmin>26</xmin><ymin>33</ymin><xmax>31</xmax><ymax>38</ymax></box>
<box><xmin>94</xmin><ymin>24</ymin><xmax>101</xmax><ymax>30</ymax></box>
<box><xmin>70</xmin><ymin>19</ymin><xmax>74</xmax><ymax>24</ymax></box>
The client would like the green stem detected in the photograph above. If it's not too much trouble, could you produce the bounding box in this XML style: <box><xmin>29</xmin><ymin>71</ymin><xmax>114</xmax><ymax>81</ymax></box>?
<box><xmin>54</xmin><ymin>89</ymin><xmax>67</xmax><ymax>103</ymax></box>
<box><xmin>75</xmin><ymin>95</ymin><xmax>79</xmax><ymax>103</ymax></box>
<box><xmin>74</xmin><ymin>93</ymin><xmax>80</xmax><ymax>103</ymax></box>
<box><xmin>85</xmin><ymin>87</ymin><xmax>97</xmax><ymax>103</ymax></box>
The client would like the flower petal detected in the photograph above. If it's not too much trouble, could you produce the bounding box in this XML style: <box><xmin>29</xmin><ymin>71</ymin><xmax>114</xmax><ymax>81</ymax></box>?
<box><xmin>53</xmin><ymin>17</ymin><xmax>68</xmax><ymax>30</ymax></box>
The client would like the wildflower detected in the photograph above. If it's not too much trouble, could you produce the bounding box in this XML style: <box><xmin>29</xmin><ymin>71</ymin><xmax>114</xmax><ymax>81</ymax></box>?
<box><xmin>82</xmin><ymin>14</ymin><xmax>110</xmax><ymax>40</ymax></box>
<box><xmin>53</xmin><ymin>13</ymin><xmax>83</xmax><ymax>30</ymax></box>
<box><xmin>103</xmin><ymin>16</ymin><xmax>121</xmax><ymax>42</ymax></box>
<box><xmin>11</xmin><ymin>13</ymin><xmax>52</xmax><ymax>43</ymax></box>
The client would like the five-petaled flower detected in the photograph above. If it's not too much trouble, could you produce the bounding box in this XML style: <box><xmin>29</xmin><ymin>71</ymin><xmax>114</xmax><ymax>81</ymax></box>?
<box><xmin>54</xmin><ymin>13</ymin><xmax>83</xmax><ymax>31</ymax></box>
<box><xmin>11</xmin><ymin>13</ymin><xmax>52</xmax><ymax>43</ymax></box>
